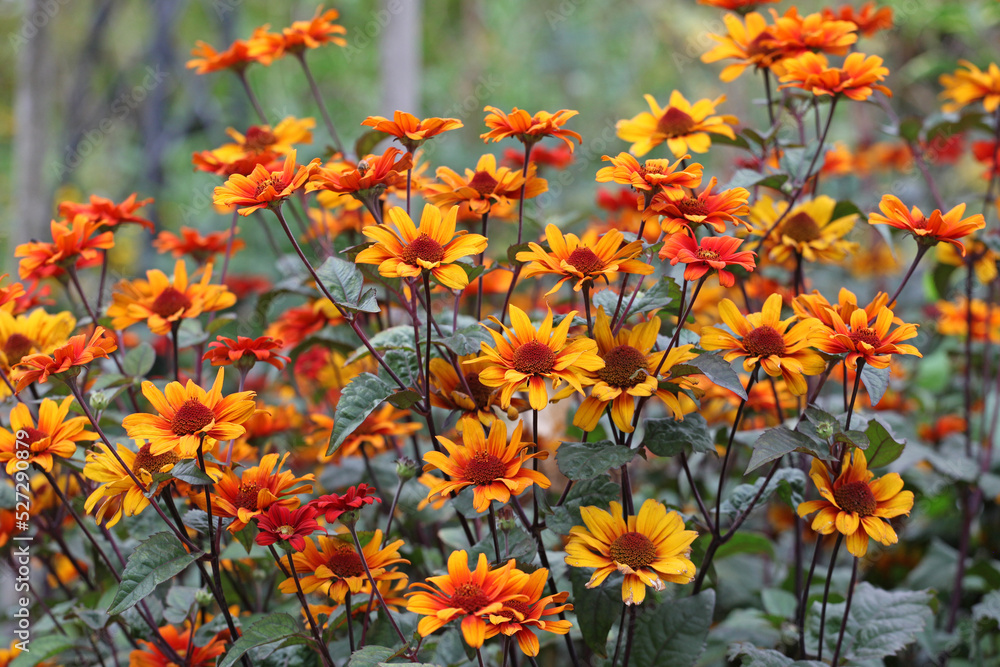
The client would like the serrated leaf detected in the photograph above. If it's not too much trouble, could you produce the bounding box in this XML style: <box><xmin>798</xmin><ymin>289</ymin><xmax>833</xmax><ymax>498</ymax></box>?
<box><xmin>860</xmin><ymin>363</ymin><xmax>890</xmax><ymax>406</ymax></box>
<box><xmin>107</xmin><ymin>533</ymin><xmax>203</xmax><ymax>615</ymax></box>
<box><xmin>316</xmin><ymin>256</ymin><xmax>366</xmax><ymax>311</ymax></box>
<box><xmin>218</xmin><ymin>613</ymin><xmax>309</xmax><ymax>667</ymax></box>
<box><xmin>973</xmin><ymin>590</ymin><xmax>1000</xmax><ymax>630</ymax></box>
<box><xmin>569</xmin><ymin>567</ymin><xmax>623</xmax><ymax>657</ymax></box>
<box><xmin>727</xmin><ymin>643</ymin><xmax>825</xmax><ymax>666</ymax></box>
<box><xmin>434</xmin><ymin>325</ymin><xmax>492</xmax><ymax>356</ymax></box>
<box><xmin>169</xmin><ymin>459</ymin><xmax>214</xmax><ymax>485</ymax></box>
<box><xmin>631</xmin><ymin>275</ymin><xmax>681</xmax><ymax>316</ymax></box>
<box><xmin>327</xmin><ymin>373</ymin><xmax>395</xmax><ymax>456</ymax></box>
<box><xmin>673</xmin><ymin>353</ymin><xmax>747</xmax><ymax>400</ymax></box>
<box><xmin>546</xmin><ymin>476</ymin><xmax>620</xmax><ymax>535</ymax></box>
<box><xmin>386</xmin><ymin>389</ymin><xmax>423</xmax><ymax>409</ymax></box>
<box><xmin>642</xmin><ymin>414</ymin><xmax>714</xmax><ymax>458</ymax></box>
<box><xmin>721</xmin><ymin>468</ymin><xmax>806</xmax><ymax>516</ymax></box>
<box><xmin>9</xmin><ymin>635</ymin><xmax>81</xmax><ymax>667</ymax></box>
<box><xmin>631</xmin><ymin>589</ymin><xmax>715</xmax><ymax>667</ymax></box>
<box><xmin>556</xmin><ymin>440</ymin><xmax>637</xmax><ymax>480</ymax></box>
<box><xmin>746</xmin><ymin>427</ymin><xmax>834</xmax><ymax>474</ymax></box>
<box><xmin>123</xmin><ymin>342</ymin><xmax>156</xmax><ymax>377</ymax></box>
<box><xmin>863</xmin><ymin>419</ymin><xmax>905</xmax><ymax>469</ymax></box>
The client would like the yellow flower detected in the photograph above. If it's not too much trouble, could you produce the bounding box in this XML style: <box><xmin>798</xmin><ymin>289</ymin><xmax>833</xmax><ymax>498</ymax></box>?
<box><xmin>616</xmin><ymin>91</ymin><xmax>737</xmax><ymax>157</ymax></box>
<box><xmin>748</xmin><ymin>195</ymin><xmax>858</xmax><ymax>264</ymax></box>
<box><xmin>83</xmin><ymin>441</ymin><xmax>187</xmax><ymax>527</ymax></box>
<box><xmin>940</xmin><ymin>60</ymin><xmax>1000</xmax><ymax>113</ymax></box>
<box><xmin>0</xmin><ymin>398</ymin><xmax>96</xmax><ymax>474</ymax></box>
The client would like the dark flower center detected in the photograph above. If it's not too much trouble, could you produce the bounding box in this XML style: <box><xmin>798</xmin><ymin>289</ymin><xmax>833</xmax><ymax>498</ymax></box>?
<box><xmin>132</xmin><ymin>443</ymin><xmax>180</xmax><ymax>475</ymax></box>
<box><xmin>512</xmin><ymin>340</ymin><xmax>557</xmax><ymax>375</ymax></box>
<box><xmin>464</xmin><ymin>373</ymin><xmax>494</xmax><ymax>410</ymax></box>
<box><xmin>833</xmin><ymin>480</ymin><xmax>877</xmax><ymax>516</ymax></box>
<box><xmin>495</xmin><ymin>599</ymin><xmax>531</xmax><ymax>620</ymax></box>
<box><xmin>400</xmin><ymin>233</ymin><xmax>445</xmax><ymax>265</ymax></box>
<box><xmin>780</xmin><ymin>212</ymin><xmax>822</xmax><ymax>243</ymax></box>
<box><xmin>468</xmin><ymin>170</ymin><xmax>500</xmax><ymax>198</ymax></box>
<box><xmin>567</xmin><ymin>248</ymin><xmax>604</xmax><ymax>275</ymax></box>
<box><xmin>170</xmin><ymin>399</ymin><xmax>216</xmax><ymax>436</ymax></box>
<box><xmin>597</xmin><ymin>345</ymin><xmax>648</xmax><ymax>388</ymax></box>
<box><xmin>3</xmin><ymin>333</ymin><xmax>33</xmax><ymax>366</ymax></box>
<box><xmin>19</xmin><ymin>427</ymin><xmax>47</xmax><ymax>446</ymax></box>
<box><xmin>609</xmin><ymin>531</ymin><xmax>657</xmax><ymax>570</ymax></box>
<box><xmin>675</xmin><ymin>197</ymin><xmax>709</xmax><ymax>217</ymax></box>
<box><xmin>657</xmin><ymin>107</ymin><xmax>697</xmax><ymax>137</ymax></box>
<box><xmin>742</xmin><ymin>325</ymin><xmax>787</xmax><ymax>358</ymax></box>
<box><xmin>848</xmin><ymin>327</ymin><xmax>882</xmax><ymax>349</ymax></box>
<box><xmin>326</xmin><ymin>543</ymin><xmax>364</xmax><ymax>578</ymax></box>
<box><xmin>464</xmin><ymin>452</ymin><xmax>506</xmax><ymax>485</ymax></box>
<box><xmin>254</xmin><ymin>175</ymin><xmax>284</xmax><ymax>198</ymax></box>
<box><xmin>243</xmin><ymin>126</ymin><xmax>277</xmax><ymax>152</ymax></box>
<box><xmin>151</xmin><ymin>287</ymin><xmax>193</xmax><ymax>319</ymax></box>
<box><xmin>451</xmin><ymin>582</ymin><xmax>490</xmax><ymax>614</ymax></box>
<box><xmin>695</xmin><ymin>248</ymin><xmax>721</xmax><ymax>261</ymax></box>
<box><xmin>234</xmin><ymin>482</ymin><xmax>260</xmax><ymax>511</ymax></box>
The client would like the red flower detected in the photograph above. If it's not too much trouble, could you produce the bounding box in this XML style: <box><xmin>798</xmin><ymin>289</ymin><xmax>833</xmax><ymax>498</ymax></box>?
<box><xmin>15</xmin><ymin>327</ymin><xmax>118</xmax><ymax>392</ymax></box>
<box><xmin>204</xmin><ymin>336</ymin><xmax>289</xmax><ymax>371</ymax></box>
<box><xmin>58</xmin><ymin>193</ymin><xmax>155</xmax><ymax>231</ymax></box>
<box><xmin>311</xmin><ymin>484</ymin><xmax>381</xmax><ymax>523</ymax></box>
<box><xmin>659</xmin><ymin>233</ymin><xmax>757</xmax><ymax>287</ymax></box>
<box><xmin>154</xmin><ymin>227</ymin><xmax>245</xmax><ymax>263</ymax></box>
<box><xmin>255</xmin><ymin>505</ymin><xmax>323</xmax><ymax>552</ymax></box>
<box><xmin>502</xmin><ymin>144</ymin><xmax>574</xmax><ymax>170</ymax></box>
<box><xmin>15</xmin><ymin>217</ymin><xmax>115</xmax><ymax>281</ymax></box>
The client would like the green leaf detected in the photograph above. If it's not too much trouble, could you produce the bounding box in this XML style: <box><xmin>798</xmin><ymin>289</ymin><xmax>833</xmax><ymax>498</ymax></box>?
<box><xmin>107</xmin><ymin>532</ymin><xmax>203</xmax><ymax>615</ymax></box>
<box><xmin>721</xmin><ymin>468</ymin><xmax>806</xmax><ymax>516</ymax></box>
<box><xmin>860</xmin><ymin>363</ymin><xmax>890</xmax><ymax>406</ymax></box>
<box><xmin>642</xmin><ymin>414</ymin><xmax>714</xmax><ymax>458</ymax></box>
<box><xmin>746</xmin><ymin>427</ymin><xmax>834</xmax><ymax>474</ymax></box>
<box><xmin>355</xmin><ymin>326</ymin><xmax>422</xmax><ymax>357</ymax></box>
<box><xmin>168</xmin><ymin>459</ymin><xmax>214</xmax><ymax>485</ymax></box>
<box><xmin>234</xmin><ymin>522</ymin><xmax>259</xmax><ymax>555</ymax></box>
<box><xmin>355</xmin><ymin>129</ymin><xmax>391</xmax><ymax>157</ymax></box>
<box><xmin>176</xmin><ymin>318</ymin><xmax>209</xmax><ymax>349</ymax></box>
<box><xmin>973</xmin><ymin>590</ymin><xmax>1000</xmax><ymax>631</ymax></box>
<box><xmin>863</xmin><ymin>419</ymin><xmax>905</xmax><ymax>469</ymax></box>
<box><xmin>724</xmin><ymin>169</ymin><xmax>789</xmax><ymax>191</ymax></box>
<box><xmin>727</xmin><ymin>643</ymin><xmax>825</xmax><ymax>666</ymax></box>
<box><xmin>386</xmin><ymin>389</ymin><xmax>423</xmax><ymax>409</ymax></box>
<box><xmin>546</xmin><ymin>476</ymin><xmax>620</xmax><ymax>535</ymax></box>
<box><xmin>673</xmin><ymin>353</ymin><xmax>747</xmax><ymax>400</ymax></box>
<box><xmin>315</xmin><ymin>256</ymin><xmax>366</xmax><ymax>312</ymax></box>
<box><xmin>434</xmin><ymin>325</ymin><xmax>492</xmax><ymax>356</ymax></box>
<box><xmin>467</xmin><ymin>524</ymin><xmax>536</xmax><ymax>564</ymax></box>
<box><xmin>9</xmin><ymin>635</ymin><xmax>81</xmax><ymax>667</ymax></box>
<box><xmin>327</xmin><ymin>373</ymin><xmax>395</xmax><ymax>456</ymax></box>
<box><xmin>556</xmin><ymin>440</ymin><xmax>637</xmax><ymax>481</ymax></box>
<box><xmin>163</xmin><ymin>584</ymin><xmax>202</xmax><ymax>624</ymax></box>
<box><xmin>123</xmin><ymin>342</ymin><xmax>156</xmax><ymax>377</ymax></box>
<box><xmin>218</xmin><ymin>613</ymin><xmax>309</xmax><ymax>667</ymax></box>
<box><xmin>205</xmin><ymin>312</ymin><xmax>237</xmax><ymax>335</ymax></box>
<box><xmin>631</xmin><ymin>275</ymin><xmax>681</xmax><ymax>316</ymax></box>
<box><xmin>569</xmin><ymin>567</ymin><xmax>623</xmax><ymax>657</ymax></box>
<box><xmin>382</xmin><ymin>349</ymin><xmax>421</xmax><ymax>388</ymax></box>
<box><xmin>631</xmin><ymin>589</ymin><xmax>715</xmax><ymax>667</ymax></box>
<box><xmin>715</xmin><ymin>531</ymin><xmax>775</xmax><ymax>560</ymax></box>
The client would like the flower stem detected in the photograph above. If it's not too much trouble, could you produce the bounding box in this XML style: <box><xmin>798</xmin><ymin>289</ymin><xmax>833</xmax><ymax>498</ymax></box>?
<box><xmin>235</xmin><ymin>69</ymin><xmax>268</xmax><ymax>124</ymax></box>
<box><xmin>830</xmin><ymin>555</ymin><xmax>859</xmax><ymax>666</ymax></box>
<box><xmin>582</xmin><ymin>285</ymin><xmax>594</xmax><ymax>339</ymax></box>
<box><xmin>621</xmin><ymin>605</ymin><xmax>637</xmax><ymax>667</ymax></box>
<box><xmin>295</xmin><ymin>52</ymin><xmax>345</xmax><ymax>156</ymax></box>
<box><xmin>345</xmin><ymin>590</ymin><xmax>356</xmax><ymax>652</ymax></box>
<box><xmin>476</xmin><ymin>212</ymin><xmax>490</xmax><ymax>321</ymax></box>
<box><xmin>886</xmin><ymin>244</ymin><xmax>929</xmax><ymax>307</ymax></box>
<box><xmin>797</xmin><ymin>535</ymin><xmax>826</xmax><ymax>657</ymax></box>
<box><xmin>845</xmin><ymin>359</ymin><xmax>864</xmax><ymax>430</ymax></box>
<box><xmin>347</xmin><ymin>524</ymin><xmax>408</xmax><ymax>646</ymax></box>
<box><xmin>816</xmin><ymin>533</ymin><xmax>843</xmax><ymax>661</ymax></box>
<box><xmin>487</xmin><ymin>503</ymin><xmax>502</xmax><ymax>564</ymax></box>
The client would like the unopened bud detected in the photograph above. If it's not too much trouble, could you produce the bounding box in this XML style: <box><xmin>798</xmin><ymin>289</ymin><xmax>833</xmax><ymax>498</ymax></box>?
<box><xmin>89</xmin><ymin>390</ymin><xmax>110</xmax><ymax>413</ymax></box>
<box><xmin>497</xmin><ymin>506</ymin><xmax>516</xmax><ymax>534</ymax></box>
<box><xmin>396</xmin><ymin>457</ymin><xmax>419</xmax><ymax>481</ymax></box>
<box><xmin>194</xmin><ymin>589</ymin><xmax>213</xmax><ymax>607</ymax></box>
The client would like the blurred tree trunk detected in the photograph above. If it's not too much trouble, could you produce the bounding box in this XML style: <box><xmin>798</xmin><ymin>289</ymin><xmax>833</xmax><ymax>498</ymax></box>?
<box><xmin>379</xmin><ymin>0</ymin><xmax>422</xmax><ymax>116</ymax></box>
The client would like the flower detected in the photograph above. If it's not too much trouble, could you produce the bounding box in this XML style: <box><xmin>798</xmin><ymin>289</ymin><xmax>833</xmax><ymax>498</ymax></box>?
<box><xmin>187</xmin><ymin>38</ymin><xmax>257</xmax><ymax>73</ymax></box>
<box><xmin>83</xmin><ymin>441</ymin><xmax>184</xmax><ymax>527</ymax></box>
<box><xmin>58</xmin><ymin>193</ymin><xmax>155</xmax><ymax>230</ymax></box>
<box><xmin>311</xmin><ymin>484</ymin><xmax>381</xmax><ymax>523</ymax></box>
<box><xmin>596</xmin><ymin>153</ymin><xmax>705</xmax><ymax>196</ymax></box>
<box><xmin>307</xmin><ymin>405</ymin><xmax>421</xmax><ymax>461</ymax></box>
<box><xmin>651</xmin><ymin>177</ymin><xmax>750</xmax><ymax>233</ymax></box>
<box><xmin>204</xmin><ymin>336</ymin><xmax>289</xmax><ymax>371</ymax></box>
<box><xmin>700</xmin><ymin>294</ymin><xmax>826</xmax><ymax>395</ymax></box>
<box><xmin>481</xmin><ymin>107</ymin><xmax>582</xmax><ymax>150</ymax></box>
<box><xmin>204</xmin><ymin>452</ymin><xmax>313</xmax><ymax>531</ymax></box>
<box><xmin>355</xmin><ymin>204</ymin><xmax>487</xmax><ymax>289</ymax></box>
<box><xmin>516</xmin><ymin>225</ymin><xmax>654</xmax><ymax>295</ymax></box>
<box><xmin>247</xmin><ymin>7</ymin><xmax>347</xmax><ymax>63</ymax></box>
<box><xmin>659</xmin><ymin>233</ymin><xmax>756</xmax><ymax>287</ymax></box>
<box><xmin>108</xmin><ymin>260</ymin><xmax>236</xmax><ymax>335</ymax></box>
<box><xmin>308</xmin><ymin>147</ymin><xmax>413</xmax><ymax>200</ymax></box>
<box><xmin>153</xmin><ymin>227</ymin><xmax>245</xmax><ymax>263</ymax></box>
<box><xmin>502</xmin><ymin>143</ymin><xmax>573</xmax><ymax>170</ymax></box>
<box><xmin>616</xmin><ymin>92</ymin><xmax>738</xmax><ymax>157</ymax></box>
<box><xmin>778</xmin><ymin>51</ymin><xmax>891</xmax><ymax>100</ymax></box>
<box><xmin>421</xmin><ymin>419</ymin><xmax>549</xmax><ymax>513</ymax></box>
<box><xmin>129</xmin><ymin>625</ymin><xmax>226</xmax><ymax>667</ymax></box>
<box><xmin>424</xmin><ymin>153</ymin><xmax>547</xmax><ymax>216</ymax></box>
<box><xmin>574</xmin><ymin>309</ymin><xmax>700</xmax><ymax>433</ymax></box>
<box><xmin>280</xmin><ymin>531</ymin><xmax>408</xmax><ymax>602</ymax></box>
<box><xmin>0</xmin><ymin>398</ymin><xmax>96</xmax><ymax>474</ymax></box>
<box><xmin>698</xmin><ymin>0</ymin><xmax>780</xmax><ymax>9</ymax></box>
<box><xmin>122</xmin><ymin>368</ymin><xmax>257</xmax><ymax>456</ymax></box>
<box><xmin>361</xmin><ymin>111</ymin><xmax>463</xmax><ymax>151</ymax></box>
<box><xmin>701</xmin><ymin>12</ymin><xmax>785</xmax><ymax>81</ymax></box>
<box><xmin>749</xmin><ymin>195</ymin><xmax>858</xmax><ymax>264</ymax></box>
<box><xmin>484</xmin><ymin>567</ymin><xmax>573</xmax><ymax>657</ymax></box>
<box><xmin>792</xmin><ymin>287</ymin><xmax>892</xmax><ymax>330</ymax></box>
<box><xmin>940</xmin><ymin>60</ymin><xmax>1000</xmax><ymax>112</ymax></box>
<box><xmin>407</xmin><ymin>550</ymin><xmax>527</xmax><ymax>647</ymax></box>
<box><xmin>255</xmin><ymin>505</ymin><xmax>323</xmax><ymax>552</ymax></box>
<box><xmin>0</xmin><ymin>308</ymin><xmax>76</xmax><ymax>379</ymax></box>
<box><xmin>15</xmin><ymin>327</ymin><xmax>118</xmax><ymax>392</ymax></box>
<box><xmin>868</xmin><ymin>194</ymin><xmax>986</xmax><ymax>255</ymax></box>
<box><xmin>815</xmin><ymin>304</ymin><xmax>921</xmax><ymax>370</ymax></box>
<box><xmin>565</xmin><ymin>499</ymin><xmax>698</xmax><ymax>605</ymax></box>
<box><xmin>476</xmin><ymin>305</ymin><xmax>604</xmax><ymax>410</ymax></box>
<box><xmin>797</xmin><ymin>451</ymin><xmax>914</xmax><ymax>557</ymax></box>
<box><xmin>822</xmin><ymin>2</ymin><xmax>893</xmax><ymax>37</ymax></box>
<box><xmin>213</xmin><ymin>150</ymin><xmax>318</xmax><ymax>215</ymax></box>
<box><xmin>937</xmin><ymin>297</ymin><xmax>1000</xmax><ymax>343</ymax></box>
<box><xmin>0</xmin><ymin>276</ymin><xmax>26</xmax><ymax>313</ymax></box>
<box><xmin>15</xmin><ymin>217</ymin><xmax>115</xmax><ymax>280</ymax></box>
<box><xmin>428</xmin><ymin>355</ymin><xmax>529</xmax><ymax>426</ymax></box>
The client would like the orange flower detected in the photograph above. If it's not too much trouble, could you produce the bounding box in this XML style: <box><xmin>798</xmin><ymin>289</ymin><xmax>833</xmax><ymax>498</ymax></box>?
<box><xmin>187</xmin><ymin>38</ymin><xmax>258</xmax><ymax>74</ymax></box>
<box><xmin>199</xmin><ymin>452</ymin><xmax>313</xmax><ymax>532</ymax></box>
<box><xmin>204</xmin><ymin>336</ymin><xmax>289</xmax><ymax>371</ymax></box>
<box><xmin>213</xmin><ymin>150</ymin><xmax>318</xmax><ymax>215</ymax></box>
<box><xmin>193</xmin><ymin>117</ymin><xmax>314</xmax><ymax>175</ymax></box>
<box><xmin>778</xmin><ymin>51</ymin><xmax>891</xmax><ymax>101</ymax></box>
<box><xmin>122</xmin><ymin>368</ymin><xmax>257</xmax><ymax>456</ymax></box>
<box><xmin>651</xmin><ymin>177</ymin><xmax>750</xmax><ymax>233</ymax></box>
<box><xmin>816</xmin><ymin>304</ymin><xmax>921</xmax><ymax>370</ymax></box>
<box><xmin>153</xmin><ymin>227</ymin><xmax>244</xmax><ymax>263</ymax></box>
<box><xmin>940</xmin><ymin>60</ymin><xmax>1000</xmax><ymax>113</ymax></box>
<box><xmin>484</xmin><ymin>567</ymin><xmax>573</xmax><ymax>657</ymax></box>
<box><xmin>248</xmin><ymin>7</ymin><xmax>347</xmax><ymax>63</ymax></box>
<box><xmin>822</xmin><ymin>2</ymin><xmax>893</xmax><ymax>37</ymax></box>
<box><xmin>265</xmin><ymin>297</ymin><xmax>345</xmax><ymax>348</ymax></box>
<box><xmin>937</xmin><ymin>297</ymin><xmax>1000</xmax><ymax>344</ymax></box>
<box><xmin>424</xmin><ymin>153</ymin><xmax>547</xmax><ymax>216</ymax></box>
<box><xmin>107</xmin><ymin>260</ymin><xmax>235</xmax><ymax>336</ymax></box>
<box><xmin>660</xmin><ymin>233</ymin><xmax>756</xmax><ymax>287</ymax></box>
<box><xmin>361</xmin><ymin>111</ymin><xmax>463</xmax><ymax>151</ymax></box>
<box><xmin>699</xmin><ymin>0</ymin><xmax>779</xmax><ymax>8</ymax></box>
<box><xmin>616</xmin><ymin>91</ymin><xmax>738</xmax><ymax>157</ymax></box>
<box><xmin>280</xmin><ymin>531</ymin><xmax>408</xmax><ymax>602</ymax></box>
<box><xmin>58</xmin><ymin>193</ymin><xmax>155</xmax><ymax>230</ymax></box>
<box><xmin>769</xmin><ymin>8</ymin><xmax>858</xmax><ymax>58</ymax></box>
<box><xmin>130</xmin><ymin>626</ymin><xmax>226</xmax><ymax>667</ymax></box>
<box><xmin>308</xmin><ymin>147</ymin><xmax>413</xmax><ymax>199</ymax></box>
<box><xmin>701</xmin><ymin>12</ymin><xmax>785</xmax><ymax>81</ymax></box>
<box><xmin>15</xmin><ymin>327</ymin><xmax>117</xmax><ymax>392</ymax></box>
<box><xmin>428</xmin><ymin>355</ymin><xmax>529</xmax><ymax>427</ymax></box>
<box><xmin>502</xmin><ymin>143</ymin><xmax>573</xmax><ymax>170</ymax></box>
<box><xmin>792</xmin><ymin>287</ymin><xmax>892</xmax><ymax>331</ymax></box>
<box><xmin>422</xmin><ymin>419</ymin><xmax>549</xmax><ymax>512</ymax></box>
<box><xmin>0</xmin><ymin>275</ymin><xmax>26</xmax><ymax>314</ymax></box>
<box><xmin>15</xmin><ymin>217</ymin><xmax>114</xmax><ymax>280</ymax></box>
<box><xmin>868</xmin><ymin>194</ymin><xmax>986</xmax><ymax>255</ymax></box>
<box><xmin>0</xmin><ymin>398</ymin><xmax>96</xmax><ymax>474</ymax></box>
<box><xmin>407</xmin><ymin>551</ymin><xmax>528</xmax><ymax>648</ymax></box>
<box><xmin>481</xmin><ymin>107</ymin><xmax>582</xmax><ymax>150</ymax></box>
<box><xmin>596</xmin><ymin>153</ymin><xmax>703</xmax><ymax>193</ymax></box>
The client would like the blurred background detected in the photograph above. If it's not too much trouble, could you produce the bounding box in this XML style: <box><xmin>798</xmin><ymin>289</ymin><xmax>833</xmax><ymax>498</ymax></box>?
<box><xmin>2</xmin><ymin>0</ymin><xmax>1000</xmax><ymax>278</ymax></box>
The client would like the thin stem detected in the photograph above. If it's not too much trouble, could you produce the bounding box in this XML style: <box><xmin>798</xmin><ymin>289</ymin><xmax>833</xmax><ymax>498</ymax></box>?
<box><xmin>714</xmin><ymin>367</ymin><xmax>760</xmax><ymax>528</ymax></box>
<box><xmin>476</xmin><ymin>648</ymin><xmax>487</xmax><ymax>667</ymax></box>
<box><xmin>679</xmin><ymin>452</ymin><xmax>714</xmax><ymax>534</ymax></box>
<box><xmin>830</xmin><ymin>556</ymin><xmax>859</xmax><ymax>666</ymax></box>
<box><xmin>516</xmin><ymin>143</ymin><xmax>533</xmax><ymax>245</ymax></box>
<box><xmin>348</xmin><ymin>524</ymin><xmax>408</xmax><ymax>646</ymax></box>
<box><xmin>295</xmin><ymin>53</ymin><xmax>345</xmax><ymax>155</ymax></box>
<box><xmin>171</xmin><ymin>322</ymin><xmax>181</xmax><ymax>382</ymax></box>
<box><xmin>610</xmin><ymin>603</ymin><xmax>628</xmax><ymax>667</ymax></box>
<box><xmin>762</xmin><ymin>67</ymin><xmax>776</xmax><ymax>129</ymax></box>
<box><xmin>384</xmin><ymin>478</ymin><xmax>406</xmax><ymax>536</ymax></box>
<box><xmin>487</xmin><ymin>503</ymin><xmax>502</xmax><ymax>564</ymax></box>
<box><xmin>284</xmin><ymin>551</ymin><xmax>335</xmax><ymax>667</ymax></box>
<box><xmin>845</xmin><ymin>359</ymin><xmax>864</xmax><ymax>430</ymax></box>
<box><xmin>345</xmin><ymin>590</ymin><xmax>356</xmax><ymax>652</ymax></box>
<box><xmin>621</xmin><ymin>605</ymin><xmax>637</xmax><ymax>667</ymax></box>
<box><xmin>797</xmin><ymin>537</ymin><xmax>825</xmax><ymax>658</ymax></box>
<box><xmin>532</xmin><ymin>408</ymin><xmax>540</xmax><ymax>527</ymax></box>
<box><xmin>817</xmin><ymin>534</ymin><xmax>843</xmax><ymax>661</ymax></box>
<box><xmin>235</xmin><ymin>69</ymin><xmax>268</xmax><ymax>124</ymax></box>
<box><xmin>476</xmin><ymin>212</ymin><xmax>490</xmax><ymax>321</ymax></box>
<box><xmin>886</xmin><ymin>244</ymin><xmax>930</xmax><ymax>307</ymax></box>
<box><xmin>423</xmin><ymin>274</ymin><xmax>434</xmax><ymax>416</ymax></box>
<box><xmin>582</xmin><ymin>285</ymin><xmax>594</xmax><ymax>339</ymax></box>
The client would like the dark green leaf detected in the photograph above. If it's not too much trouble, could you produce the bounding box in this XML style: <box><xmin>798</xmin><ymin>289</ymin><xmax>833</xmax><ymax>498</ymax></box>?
<box><xmin>728</xmin><ymin>643</ymin><xmax>825</xmax><ymax>666</ymax></box>
<box><xmin>569</xmin><ymin>567</ymin><xmax>623</xmax><ymax>657</ymax></box>
<box><xmin>746</xmin><ymin>427</ymin><xmax>834</xmax><ymax>474</ymax></box>
<box><xmin>355</xmin><ymin>129</ymin><xmax>391</xmax><ymax>157</ymax></box>
<box><xmin>108</xmin><ymin>533</ymin><xmax>203</xmax><ymax>615</ymax></box>
<box><xmin>9</xmin><ymin>636</ymin><xmax>81</xmax><ymax>667</ymax></box>
<box><xmin>546</xmin><ymin>476</ymin><xmax>620</xmax><ymax>535</ymax></box>
<box><xmin>234</xmin><ymin>523</ymin><xmax>259</xmax><ymax>555</ymax></box>
<box><xmin>386</xmin><ymin>389</ymin><xmax>423</xmax><ymax>409</ymax></box>
<box><xmin>354</xmin><ymin>287</ymin><xmax>381</xmax><ymax>314</ymax></box>
<box><xmin>346</xmin><ymin>326</ymin><xmax>414</xmax><ymax>362</ymax></box>
<box><xmin>168</xmin><ymin>459</ymin><xmax>214</xmax><ymax>485</ymax></box>
<box><xmin>123</xmin><ymin>342</ymin><xmax>156</xmax><ymax>377</ymax></box>
<box><xmin>860</xmin><ymin>363</ymin><xmax>890</xmax><ymax>406</ymax></box>
<box><xmin>631</xmin><ymin>275</ymin><xmax>681</xmax><ymax>316</ymax></box>
<box><xmin>642</xmin><ymin>414</ymin><xmax>714</xmax><ymax>458</ymax></box>
<box><xmin>863</xmin><ymin>419</ymin><xmax>905</xmax><ymax>469</ymax></box>
<box><xmin>674</xmin><ymin>353</ymin><xmax>746</xmax><ymax>400</ymax></box>
<box><xmin>218</xmin><ymin>613</ymin><xmax>309</xmax><ymax>667</ymax></box>
<box><xmin>721</xmin><ymin>468</ymin><xmax>806</xmax><ymax>516</ymax></box>
<box><xmin>508</xmin><ymin>242</ymin><xmax>533</xmax><ymax>267</ymax></box>
<box><xmin>315</xmin><ymin>256</ymin><xmax>365</xmax><ymax>310</ymax></box>
<box><xmin>556</xmin><ymin>441</ymin><xmax>638</xmax><ymax>481</ymax></box>
<box><xmin>176</xmin><ymin>319</ymin><xmax>209</xmax><ymax>349</ymax></box>
<box><xmin>434</xmin><ymin>325</ymin><xmax>492</xmax><ymax>356</ymax></box>
<box><xmin>631</xmin><ymin>589</ymin><xmax>715</xmax><ymax>667</ymax></box>
<box><xmin>327</xmin><ymin>373</ymin><xmax>395</xmax><ymax>456</ymax></box>
<box><xmin>724</xmin><ymin>169</ymin><xmax>789</xmax><ymax>191</ymax></box>
<box><xmin>467</xmin><ymin>524</ymin><xmax>536</xmax><ymax>564</ymax></box>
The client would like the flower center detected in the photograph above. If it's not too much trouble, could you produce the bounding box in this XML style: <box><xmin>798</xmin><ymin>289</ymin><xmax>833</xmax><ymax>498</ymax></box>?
<box><xmin>511</xmin><ymin>340</ymin><xmax>557</xmax><ymax>375</ymax></box>
<box><xmin>326</xmin><ymin>543</ymin><xmax>364</xmax><ymax>578</ymax></box>
<box><xmin>400</xmin><ymin>233</ymin><xmax>445</xmax><ymax>265</ymax></box>
<box><xmin>597</xmin><ymin>345</ymin><xmax>648</xmax><ymax>388</ymax></box>
<box><xmin>277</xmin><ymin>524</ymin><xmax>295</xmax><ymax>537</ymax></box>
<box><xmin>464</xmin><ymin>373</ymin><xmax>494</xmax><ymax>410</ymax></box>
<box><xmin>780</xmin><ymin>212</ymin><xmax>822</xmax><ymax>244</ymax></box>
<box><xmin>3</xmin><ymin>333</ymin><xmax>33</xmax><ymax>366</ymax></box>
<box><xmin>169</xmin><ymin>399</ymin><xmax>216</xmax><ymax>436</ymax></box>
<box><xmin>657</xmin><ymin>107</ymin><xmax>697</xmax><ymax>138</ymax></box>
<box><xmin>695</xmin><ymin>248</ymin><xmax>721</xmax><ymax>261</ymax></box>
<box><xmin>675</xmin><ymin>197</ymin><xmax>709</xmax><ymax>218</ymax></box>
<box><xmin>833</xmin><ymin>480</ymin><xmax>877</xmax><ymax>516</ymax></box>
<box><xmin>566</xmin><ymin>247</ymin><xmax>604</xmax><ymax>275</ymax></box>
<box><xmin>495</xmin><ymin>599</ymin><xmax>531</xmax><ymax>620</ymax></box>
<box><xmin>609</xmin><ymin>531</ymin><xmax>657</xmax><ymax>571</ymax></box>
<box><xmin>742</xmin><ymin>325</ymin><xmax>787</xmax><ymax>358</ymax></box>
<box><xmin>234</xmin><ymin>482</ymin><xmax>260</xmax><ymax>511</ymax></box>
<box><xmin>464</xmin><ymin>452</ymin><xmax>506</xmax><ymax>485</ymax></box>
<box><xmin>254</xmin><ymin>175</ymin><xmax>284</xmax><ymax>198</ymax></box>
<box><xmin>243</xmin><ymin>126</ymin><xmax>277</xmax><ymax>152</ymax></box>
<box><xmin>468</xmin><ymin>170</ymin><xmax>499</xmax><ymax>198</ymax></box>
<box><xmin>451</xmin><ymin>582</ymin><xmax>490</xmax><ymax>614</ymax></box>
<box><xmin>132</xmin><ymin>443</ymin><xmax>180</xmax><ymax>475</ymax></box>
<box><xmin>151</xmin><ymin>287</ymin><xmax>193</xmax><ymax>319</ymax></box>
<box><xmin>746</xmin><ymin>30</ymin><xmax>778</xmax><ymax>58</ymax></box>
<box><xmin>848</xmin><ymin>327</ymin><xmax>882</xmax><ymax>349</ymax></box>
<box><xmin>19</xmin><ymin>427</ymin><xmax>47</xmax><ymax>446</ymax></box>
